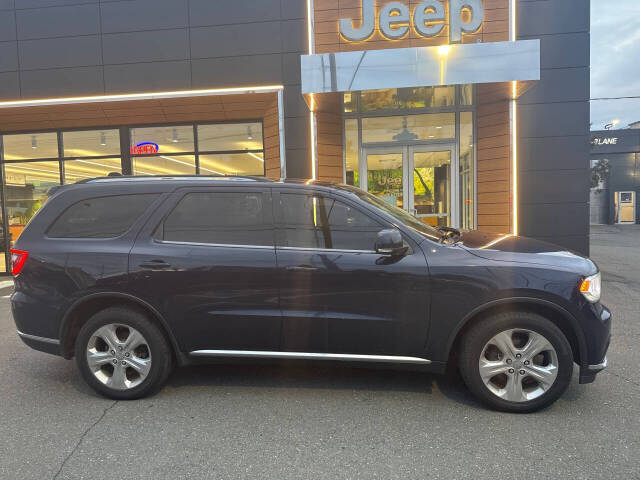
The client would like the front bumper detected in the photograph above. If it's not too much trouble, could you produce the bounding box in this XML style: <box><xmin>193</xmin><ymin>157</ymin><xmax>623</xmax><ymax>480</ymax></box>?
<box><xmin>579</xmin><ymin>356</ymin><xmax>608</xmax><ymax>384</ymax></box>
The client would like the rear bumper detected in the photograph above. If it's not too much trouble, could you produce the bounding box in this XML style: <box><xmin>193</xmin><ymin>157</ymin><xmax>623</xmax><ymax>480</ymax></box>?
<box><xmin>17</xmin><ymin>330</ymin><xmax>62</xmax><ymax>356</ymax></box>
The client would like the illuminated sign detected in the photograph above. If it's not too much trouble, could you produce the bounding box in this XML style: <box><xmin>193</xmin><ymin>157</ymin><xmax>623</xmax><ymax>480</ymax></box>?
<box><xmin>130</xmin><ymin>142</ymin><xmax>159</xmax><ymax>154</ymax></box>
<box><xmin>591</xmin><ymin>137</ymin><xmax>618</xmax><ymax>146</ymax></box>
<box><xmin>339</xmin><ymin>0</ymin><xmax>484</xmax><ymax>43</ymax></box>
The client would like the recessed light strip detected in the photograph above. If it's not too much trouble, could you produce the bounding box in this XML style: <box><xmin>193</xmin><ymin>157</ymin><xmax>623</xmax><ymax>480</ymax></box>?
<box><xmin>0</xmin><ymin>85</ymin><xmax>285</xmax><ymax>109</ymax></box>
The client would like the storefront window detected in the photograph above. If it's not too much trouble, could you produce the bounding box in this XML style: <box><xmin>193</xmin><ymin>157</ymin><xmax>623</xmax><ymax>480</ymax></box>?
<box><xmin>64</xmin><ymin>158</ymin><xmax>122</xmax><ymax>183</ymax></box>
<box><xmin>460</xmin><ymin>84</ymin><xmax>473</xmax><ymax>106</ymax></box>
<box><xmin>345</xmin><ymin>119</ymin><xmax>358</xmax><ymax>186</ymax></box>
<box><xmin>63</xmin><ymin>129</ymin><xmax>120</xmax><ymax>158</ymax></box>
<box><xmin>197</xmin><ymin>123</ymin><xmax>263</xmax><ymax>152</ymax></box>
<box><xmin>360</xmin><ymin>86</ymin><xmax>455</xmax><ymax>111</ymax></box>
<box><xmin>3</xmin><ymin>132</ymin><xmax>58</xmax><ymax>160</ymax></box>
<box><xmin>4</xmin><ymin>161</ymin><xmax>60</xmax><ymax>243</ymax></box>
<box><xmin>366</xmin><ymin>153</ymin><xmax>404</xmax><ymax>208</ymax></box>
<box><xmin>362</xmin><ymin>113</ymin><xmax>455</xmax><ymax>144</ymax></box>
<box><xmin>459</xmin><ymin>112</ymin><xmax>475</xmax><ymax>229</ymax></box>
<box><xmin>130</xmin><ymin>125</ymin><xmax>195</xmax><ymax>154</ymax></box>
<box><xmin>199</xmin><ymin>153</ymin><xmax>264</xmax><ymax>176</ymax></box>
<box><xmin>132</xmin><ymin>155</ymin><xmax>196</xmax><ymax>176</ymax></box>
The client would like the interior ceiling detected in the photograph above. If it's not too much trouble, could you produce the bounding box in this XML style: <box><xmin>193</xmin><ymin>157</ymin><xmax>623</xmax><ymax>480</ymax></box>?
<box><xmin>0</xmin><ymin>92</ymin><xmax>277</xmax><ymax>133</ymax></box>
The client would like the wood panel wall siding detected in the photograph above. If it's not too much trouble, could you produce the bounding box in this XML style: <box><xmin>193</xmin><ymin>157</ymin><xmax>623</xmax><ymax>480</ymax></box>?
<box><xmin>476</xmin><ymin>83</ymin><xmax>511</xmax><ymax>233</ymax></box>
<box><xmin>263</xmin><ymin>99</ymin><xmax>282</xmax><ymax>179</ymax></box>
<box><xmin>316</xmin><ymin>93</ymin><xmax>344</xmax><ymax>182</ymax></box>
<box><xmin>313</xmin><ymin>0</ymin><xmax>509</xmax><ymax>54</ymax></box>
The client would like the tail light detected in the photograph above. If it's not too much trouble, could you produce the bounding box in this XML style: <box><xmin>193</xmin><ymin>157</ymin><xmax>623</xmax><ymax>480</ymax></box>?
<box><xmin>10</xmin><ymin>249</ymin><xmax>29</xmax><ymax>275</ymax></box>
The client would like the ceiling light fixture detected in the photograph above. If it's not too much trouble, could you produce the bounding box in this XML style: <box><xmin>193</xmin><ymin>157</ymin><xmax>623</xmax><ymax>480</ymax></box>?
<box><xmin>171</xmin><ymin>128</ymin><xmax>179</xmax><ymax>143</ymax></box>
<box><xmin>100</xmin><ymin>132</ymin><xmax>107</xmax><ymax>146</ymax></box>
<box><xmin>31</xmin><ymin>135</ymin><xmax>37</xmax><ymax>149</ymax></box>
<box><xmin>247</xmin><ymin>126</ymin><xmax>253</xmax><ymax>140</ymax></box>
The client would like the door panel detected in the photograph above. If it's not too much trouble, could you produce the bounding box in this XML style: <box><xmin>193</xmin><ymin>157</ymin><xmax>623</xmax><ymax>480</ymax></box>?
<box><xmin>274</xmin><ymin>190</ymin><xmax>431</xmax><ymax>356</ymax></box>
<box><xmin>411</xmin><ymin>147</ymin><xmax>453</xmax><ymax>227</ymax></box>
<box><xmin>128</xmin><ymin>188</ymin><xmax>281</xmax><ymax>352</ymax></box>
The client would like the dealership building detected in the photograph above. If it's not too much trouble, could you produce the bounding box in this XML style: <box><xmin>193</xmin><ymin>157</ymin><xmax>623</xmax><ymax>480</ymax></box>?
<box><xmin>0</xmin><ymin>0</ymin><xmax>590</xmax><ymax>273</ymax></box>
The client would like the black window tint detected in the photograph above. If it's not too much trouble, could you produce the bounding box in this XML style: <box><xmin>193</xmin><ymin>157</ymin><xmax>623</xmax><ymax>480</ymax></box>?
<box><xmin>161</xmin><ymin>192</ymin><xmax>272</xmax><ymax>246</ymax></box>
<box><xmin>278</xmin><ymin>193</ymin><xmax>382</xmax><ymax>250</ymax></box>
<box><xmin>48</xmin><ymin>194</ymin><xmax>159</xmax><ymax>238</ymax></box>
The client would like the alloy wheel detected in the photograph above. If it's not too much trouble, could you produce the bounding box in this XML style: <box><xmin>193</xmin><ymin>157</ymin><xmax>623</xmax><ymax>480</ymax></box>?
<box><xmin>86</xmin><ymin>323</ymin><xmax>152</xmax><ymax>390</ymax></box>
<box><xmin>478</xmin><ymin>328</ymin><xmax>559</xmax><ymax>402</ymax></box>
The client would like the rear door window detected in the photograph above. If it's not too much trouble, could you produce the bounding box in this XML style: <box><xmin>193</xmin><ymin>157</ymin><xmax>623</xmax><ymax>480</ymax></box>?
<box><xmin>157</xmin><ymin>191</ymin><xmax>273</xmax><ymax>247</ymax></box>
<box><xmin>47</xmin><ymin>194</ymin><xmax>159</xmax><ymax>238</ymax></box>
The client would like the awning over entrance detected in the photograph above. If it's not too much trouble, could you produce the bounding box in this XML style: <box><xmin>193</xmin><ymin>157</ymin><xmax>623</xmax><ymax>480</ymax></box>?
<box><xmin>301</xmin><ymin>40</ymin><xmax>540</xmax><ymax>105</ymax></box>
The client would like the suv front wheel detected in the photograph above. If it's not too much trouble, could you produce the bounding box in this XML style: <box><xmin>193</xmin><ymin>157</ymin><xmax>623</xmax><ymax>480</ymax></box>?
<box><xmin>459</xmin><ymin>311</ymin><xmax>574</xmax><ymax>413</ymax></box>
<box><xmin>75</xmin><ymin>307</ymin><xmax>173</xmax><ymax>399</ymax></box>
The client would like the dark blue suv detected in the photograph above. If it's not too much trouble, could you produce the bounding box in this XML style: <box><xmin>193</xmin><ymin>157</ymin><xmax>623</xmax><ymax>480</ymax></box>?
<box><xmin>11</xmin><ymin>176</ymin><xmax>610</xmax><ymax>412</ymax></box>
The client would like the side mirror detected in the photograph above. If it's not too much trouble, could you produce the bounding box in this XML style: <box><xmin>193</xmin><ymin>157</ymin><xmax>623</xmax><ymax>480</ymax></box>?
<box><xmin>375</xmin><ymin>229</ymin><xmax>408</xmax><ymax>256</ymax></box>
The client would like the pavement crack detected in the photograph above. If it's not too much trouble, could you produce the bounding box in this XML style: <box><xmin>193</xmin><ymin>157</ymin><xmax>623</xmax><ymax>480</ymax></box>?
<box><xmin>52</xmin><ymin>400</ymin><xmax>118</xmax><ymax>480</ymax></box>
<box><xmin>602</xmin><ymin>369</ymin><xmax>640</xmax><ymax>389</ymax></box>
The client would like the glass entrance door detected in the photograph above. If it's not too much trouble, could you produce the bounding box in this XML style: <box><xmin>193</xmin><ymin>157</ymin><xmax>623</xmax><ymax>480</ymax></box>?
<box><xmin>363</xmin><ymin>145</ymin><xmax>455</xmax><ymax>226</ymax></box>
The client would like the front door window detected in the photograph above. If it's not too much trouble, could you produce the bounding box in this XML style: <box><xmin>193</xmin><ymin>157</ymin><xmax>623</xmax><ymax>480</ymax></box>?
<box><xmin>365</xmin><ymin>152</ymin><xmax>405</xmax><ymax>209</ymax></box>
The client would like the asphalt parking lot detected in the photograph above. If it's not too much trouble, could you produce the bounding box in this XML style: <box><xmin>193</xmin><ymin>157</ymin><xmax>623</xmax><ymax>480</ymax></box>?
<box><xmin>1</xmin><ymin>225</ymin><xmax>639</xmax><ymax>480</ymax></box>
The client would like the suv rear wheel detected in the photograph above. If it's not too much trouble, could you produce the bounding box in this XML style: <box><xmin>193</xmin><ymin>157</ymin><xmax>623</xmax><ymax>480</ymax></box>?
<box><xmin>75</xmin><ymin>307</ymin><xmax>173</xmax><ymax>399</ymax></box>
<box><xmin>459</xmin><ymin>311</ymin><xmax>573</xmax><ymax>413</ymax></box>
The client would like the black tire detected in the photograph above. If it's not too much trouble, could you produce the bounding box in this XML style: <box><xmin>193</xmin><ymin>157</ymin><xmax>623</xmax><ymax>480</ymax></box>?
<box><xmin>458</xmin><ymin>311</ymin><xmax>573</xmax><ymax>413</ymax></box>
<box><xmin>75</xmin><ymin>306</ymin><xmax>173</xmax><ymax>400</ymax></box>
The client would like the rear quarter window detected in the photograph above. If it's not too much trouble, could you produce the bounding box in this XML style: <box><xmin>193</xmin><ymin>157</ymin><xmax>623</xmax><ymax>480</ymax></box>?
<box><xmin>47</xmin><ymin>194</ymin><xmax>159</xmax><ymax>238</ymax></box>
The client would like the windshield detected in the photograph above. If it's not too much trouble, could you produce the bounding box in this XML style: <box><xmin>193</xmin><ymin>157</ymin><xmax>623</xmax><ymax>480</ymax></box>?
<box><xmin>351</xmin><ymin>189</ymin><xmax>442</xmax><ymax>242</ymax></box>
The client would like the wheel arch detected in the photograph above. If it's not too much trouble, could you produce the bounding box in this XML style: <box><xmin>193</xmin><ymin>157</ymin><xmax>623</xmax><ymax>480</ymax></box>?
<box><xmin>59</xmin><ymin>292</ymin><xmax>184</xmax><ymax>364</ymax></box>
<box><xmin>446</xmin><ymin>297</ymin><xmax>588</xmax><ymax>367</ymax></box>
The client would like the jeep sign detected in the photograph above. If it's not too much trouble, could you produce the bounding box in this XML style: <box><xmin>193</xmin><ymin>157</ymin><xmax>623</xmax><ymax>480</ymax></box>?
<box><xmin>339</xmin><ymin>0</ymin><xmax>484</xmax><ymax>44</ymax></box>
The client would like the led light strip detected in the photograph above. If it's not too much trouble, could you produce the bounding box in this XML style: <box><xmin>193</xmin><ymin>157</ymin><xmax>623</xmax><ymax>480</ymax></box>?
<box><xmin>0</xmin><ymin>85</ymin><xmax>284</xmax><ymax>109</ymax></box>
<box><xmin>307</xmin><ymin>0</ymin><xmax>318</xmax><ymax>179</ymax></box>
<box><xmin>510</xmin><ymin>0</ymin><xmax>519</xmax><ymax>236</ymax></box>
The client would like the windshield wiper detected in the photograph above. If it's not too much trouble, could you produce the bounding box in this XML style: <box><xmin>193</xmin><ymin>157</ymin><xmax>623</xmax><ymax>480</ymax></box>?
<box><xmin>436</xmin><ymin>226</ymin><xmax>462</xmax><ymax>243</ymax></box>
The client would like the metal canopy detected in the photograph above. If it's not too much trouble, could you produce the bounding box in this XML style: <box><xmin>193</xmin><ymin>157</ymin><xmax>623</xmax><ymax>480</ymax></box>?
<box><xmin>301</xmin><ymin>40</ymin><xmax>540</xmax><ymax>96</ymax></box>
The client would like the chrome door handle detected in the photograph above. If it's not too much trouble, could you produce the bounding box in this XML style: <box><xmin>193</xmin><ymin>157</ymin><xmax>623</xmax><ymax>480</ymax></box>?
<box><xmin>139</xmin><ymin>260</ymin><xmax>171</xmax><ymax>269</ymax></box>
<box><xmin>285</xmin><ymin>265</ymin><xmax>318</xmax><ymax>272</ymax></box>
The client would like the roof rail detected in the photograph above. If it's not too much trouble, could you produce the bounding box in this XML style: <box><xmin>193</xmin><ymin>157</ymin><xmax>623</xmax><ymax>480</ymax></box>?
<box><xmin>76</xmin><ymin>175</ymin><xmax>274</xmax><ymax>184</ymax></box>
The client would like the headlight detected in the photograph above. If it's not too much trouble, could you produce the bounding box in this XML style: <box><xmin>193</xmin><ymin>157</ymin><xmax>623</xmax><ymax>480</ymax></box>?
<box><xmin>579</xmin><ymin>272</ymin><xmax>601</xmax><ymax>303</ymax></box>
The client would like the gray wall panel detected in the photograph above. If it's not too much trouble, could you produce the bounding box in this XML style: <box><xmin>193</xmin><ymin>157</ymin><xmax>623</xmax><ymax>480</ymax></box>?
<box><xmin>280</xmin><ymin>0</ymin><xmax>306</xmax><ymax>20</ymax></box>
<box><xmin>286</xmin><ymin>147</ymin><xmax>312</xmax><ymax>179</ymax></box>
<box><xmin>518</xmin><ymin>102</ymin><xmax>589</xmax><ymax>139</ymax></box>
<box><xmin>0</xmin><ymin>11</ymin><xmax>16</xmax><ymax>41</ymax></box>
<box><xmin>518</xmin><ymin>202</ymin><xmax>589</xmax><ymax>237</ymax></box>
<box><xmin>521</xmin><ymin>32</ymin><xmax>589</xmax><ymax>69</ymax></box>
<box><xmin>100</xmin><ymin>0</ymin><xmax>188</xmax><ymax>33</ymax></box>
<box><xmin>518</xmin><ymin>0</ymin><xmax>589</xmax><ymax>36</ymax></box>
<box><xmin>16</xmin><ymin>4</ymin><xmax>99</xmax><ymax>40</ymax></box>
<box><xmin>280</xmin><ymin>19</ymin><xmax>306</xmax><ymax>53</ymax></box>
<box><xmin>519</xmin><ymin>135</ymin><xmax>589</xmax><ymax>172</ymax></box>
<box><xmin>19</xmin><ymin>35</ymin><xmax>101</xmax><ymax>70</ymax></box>
<box><xmin>284</xmin><ymin>85</ymin><xmax>309</xmax><ymax>117</ymax></box>
<box><xmin>191</xmin><ymin>55</ymin><xmax>283</xmax><ymax>88</ymax></box>
<box><xmin>102</xmin><ymin>29</ymin><xmax>189</xmax><ymax>64</ymax></box>
<box><xmin>0</xmin><ymin>41</ymin><xmax>18</xmax><ymax>72</ymax></box>
<box><xmin>191</xmin><ymin>22</ymin><xmax>282</xmax><ymax>58</ymax></box>
<box><xmin>519</xmin><ymin>67</ymin><xmax>589</xmax><ymax>105</ymax></box>
<box><xmin>20</xmin><ymin>66</ymin><xmax>103</xmax><ymax>97</ymax></box>
<box><xmin>104</xmin><ymin>61</ymin><xmax>191</xmax><ymax>93</ymax></box>
<box><xmin>189</xmin><ymin>0</ymin><xmax>281</xmax><ymax>27</ymax></box>
<box><xmin>519</xmin><ymin>170</ymin><xmax>589</xmax><ymax>205</ymax></box>
<box><xmin>0</xmin><ymin>0</ymin><xmax>13</xmax><ymax>9</ymax></box>
<box><xmin>284</xmin><ymin>116</ymin><xmax>310</xmax><ymax>150</ymax></box>
<box><xmin>281</xmin><ymin>53</ymin><xmax>301</xmax><ymax>85</ymax></box>
<box><xmin>0</xmin><ymin>71</ymin><xmax>19</xmax><ymax>98</ymax></box>
<box><xmin>15</xmin><ymin>0</ymin><xmax>96</xmax><ymax>7</ymax></box>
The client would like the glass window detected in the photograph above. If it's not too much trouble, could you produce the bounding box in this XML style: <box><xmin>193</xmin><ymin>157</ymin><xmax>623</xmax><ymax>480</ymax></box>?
<box><xmin>460</xmin><ymin>84</ymin><xmax>473</xmax><ymax>106</ymax></box>
<box><xmin>197</xmin><ymin>123</ymin><xmax>263</xmax><ymax>152</ymax></box>
<box><xmin>345</xmin><ymin>119</ymin><xmax>358</xmax><ymax>186</ymax></box>
<box><xmin>199</xmin><ymin>153</ymin><xmax>264</xmax><ymax>176</ymax></box>
<box><xmin>362</xmin><ymin>113</ymin><xmax>455</xmax><ymax>143</ymax></box>
<box><xmin>160</xmin><ymin>192</ymin><xmax>272</xmax><ymax>246</ymax></box>
<box><xmin>48</xmin><ymin>194</ymin><xmax>159</xmax><ymax>239</ymax></box>
<box><xmin>344</xmin><ymin>92</ymin><xmax>357</xmax><ymax>113</ymax></box>
<box><xmin>277</xmin><ymin>194</ymin><xmax>382</xmax><ymax>250</ymax></box>
<box><xmin>132</xmin><ymin>155</ymin><xmax>196</xmax><ymax>176</ymax></box>
<box><xmin>130</xmin><ymin>125</ymin><xmax>194</xmax><ymax>154</ymax></box>
<box><xmin>459</xmin><ymin>112</ymin><xmax>474</xmax><ymax>229</ymax></box>
<box><xmin>4</xmin><ymin>161</ymin><xmax>60</xmax><ymax>241</ymax></box>
<box><xmin>366</xmin><ymin>152</ymin><xmax>404</xmax><ymax>208</ymax></box>
<box><xmin>361</xmin><ymin>87</ymin><xmax>455</xmax><ymax>111</ymax></box>
<box><xmin>64</xmin><ymin>158</ymin><xmax>122</xmax><ymax>183</ymax></box>
<box><xmin>413</xmin><ymin>150</ymin><xmax>451</xmax><ymax>227</ymax></box>
<box><xmin>63</xmin><ymin>130</ymin><xmax>120</xmax><ymax>157</ymax></box>
<box><xmin>3</xmin><ymin>132</ymin><xmax>58</xmax><ymax>160</ymax></box>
